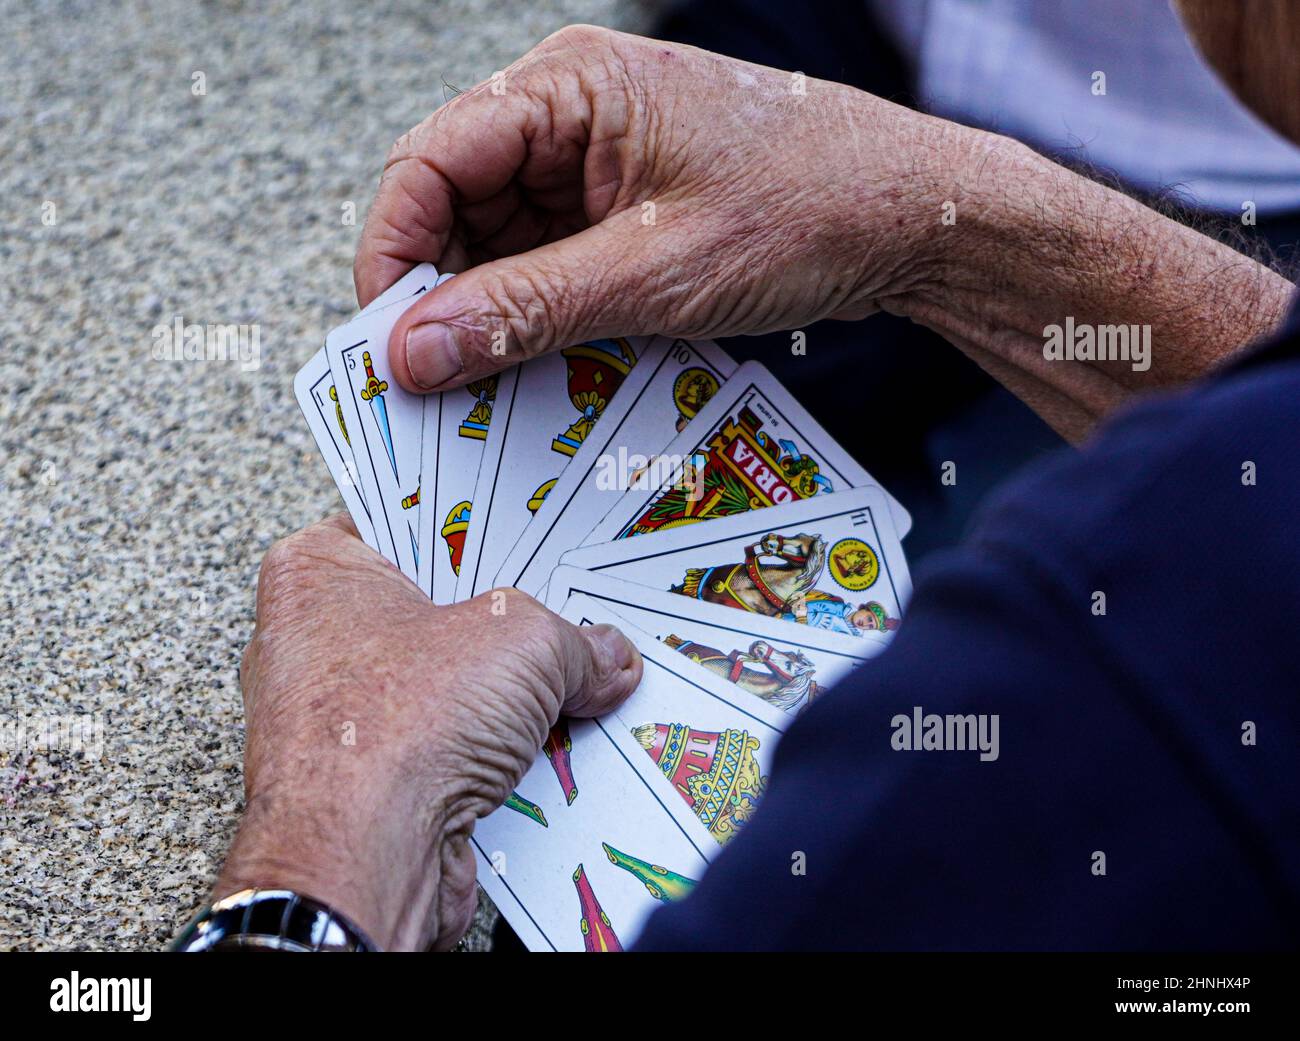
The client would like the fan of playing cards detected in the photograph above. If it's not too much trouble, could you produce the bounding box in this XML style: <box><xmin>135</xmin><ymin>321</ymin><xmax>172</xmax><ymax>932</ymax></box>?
<box><xmin>296</xmin><ymin>263</ymin><xmax>913</xmax><ymax>951</ymax></box>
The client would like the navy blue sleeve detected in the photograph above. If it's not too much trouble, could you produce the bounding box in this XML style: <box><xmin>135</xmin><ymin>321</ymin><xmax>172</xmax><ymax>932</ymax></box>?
<box><xmin>633</xmin><ymin>348</ymin><xmax>1300</xmax><ymax>951</ymax></box>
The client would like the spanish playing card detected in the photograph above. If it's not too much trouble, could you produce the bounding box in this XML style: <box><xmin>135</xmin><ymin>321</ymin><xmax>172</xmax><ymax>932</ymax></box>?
<box><xmin>583</xmin><ymin>360</ymin><xmax>911</xmax><ymax>547</ymax></box>
<box><xmin>560</xmin><ymin>485</ymin><xmax>911</xmax><ymax>638</ymax></box>
<box><xmin>497</xmin><ymin>336</ymin><xmax>737</xmax><ymax>596</ymax></box>
<box><xmin>471</xmin><ymin>595</ymin><xmax>794</xmax><ymax>951</ymax></box>
<box><xmin>325</xmin><ymin>283</ymin><xmax>437</xmax><ymax>576</ymax></box>
<box><xmin>294</xmin><ymin>264</ymin><xmax>441</xmax><ymax>548</ymax></box>
<box><xmin>457</xmin><ymin>338</ymin><xmax>645</xmax><ymax>598</ymax></box>
<box><xmin>416</xmin><ymin>375</ymin><xmax>498</xmax><ymax>603</ymax></box>
<box><xmin>545</xmin><ymin>566</ymin><xmax>887</xmax><ymax>714</ymax></box>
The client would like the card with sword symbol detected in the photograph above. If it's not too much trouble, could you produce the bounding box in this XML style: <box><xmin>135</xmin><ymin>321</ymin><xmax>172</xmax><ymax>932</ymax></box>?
<box><xmin>325</xmin><ymin>283</ymin><xmax>437</xmax><ymax>579</ymax></box>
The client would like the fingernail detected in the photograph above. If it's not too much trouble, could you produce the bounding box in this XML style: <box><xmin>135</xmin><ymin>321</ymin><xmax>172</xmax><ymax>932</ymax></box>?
<box><xmin>589</xmin><ymin>624</ymin><xmax>637</xmax><ymax>673</ymax></box>
<box><xmin>405</xmin><ymin>322</ymin><xmax>464</xmax><ymax>389</ymax></box>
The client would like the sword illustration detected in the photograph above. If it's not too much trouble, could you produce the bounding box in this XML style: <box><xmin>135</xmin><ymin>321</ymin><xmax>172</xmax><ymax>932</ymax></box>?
<box><xmin>359</xmin><ymin>350</ymin><xmax>397</xmax><ymax>477</ymax></box>
<box><xmin>601</xmin><ymin>842</ymin><xmax>697</xmax><ymax>902</ymax></box>
<box><xmin>573</xmin><ymin>864</ymin><xmax>623</xmax><ymax>952</ymax></box>
<box><xmin>543</xmin><ymin>720</ymin><xmax>578</xmax><ymax>805</ymax></box>
<box><xmin>504</xmin><ymin>790</ymin><xmax>547</xmax><ymax>827</ymax></box>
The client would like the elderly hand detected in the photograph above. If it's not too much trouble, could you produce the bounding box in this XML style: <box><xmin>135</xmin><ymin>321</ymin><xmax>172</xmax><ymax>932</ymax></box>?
<box><xmin>217</xmin><ymin>515</ymin><xmax>642</xmax><ymax>950</ymax></box>
<box><xmin>355</xmin><ymin>25</ymin><xmax>1292</xmax><ymax>441</ymax></box>
<box><xmin>355</xmin><ymin>24</ymin><xmax>971</xmax><ymax>394</ymax></box>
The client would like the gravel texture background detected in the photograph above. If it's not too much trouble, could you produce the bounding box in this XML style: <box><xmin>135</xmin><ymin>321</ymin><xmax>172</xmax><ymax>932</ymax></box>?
<box><xmin>0</xmin><ymin>0</ymin><xmax>653</xmax><ymax>951</ymax></box>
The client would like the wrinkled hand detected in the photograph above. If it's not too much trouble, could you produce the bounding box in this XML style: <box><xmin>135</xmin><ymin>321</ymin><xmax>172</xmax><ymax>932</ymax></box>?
<box><xmin>355</xmin><ymin>24</ymin><xmax>967</xmax><ymax>393</ymax></box>
<box><xmin>218</xmin><ymin>515</ymin><xmax>642</xmax><ymax>950</ymax></box>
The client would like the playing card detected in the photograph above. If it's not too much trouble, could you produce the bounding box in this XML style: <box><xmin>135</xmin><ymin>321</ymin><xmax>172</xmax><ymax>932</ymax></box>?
<box><xmin>294</xmin><ymin>351</ymin><xmax>379</xmax><ymax>549</ymax></box>
<box><xmin>545</xmin><ymin>565</ymin><xmax>888</xmax><ymax>714</ymax></box>
<box><xmin>325</xmin><ymin>284</ymin><xmax>437</xmax><ymax>576</ymax></box>
<box><xmin>560</xmin><ymin>485</ymin><xmax>911</xmax><ymax>638</ymax></box>
<box><xmin>583</xmin><ymin>360</ymin><xmax>911</xmax><ymax>547</ymax></box>
<box><xmin>496</xmin><ymin>336</ymin><xmax>737</xmax><ymax>597</ymax></box>
<box><xmin>452</xmin><ymin>363</ymin><xmax>518</xmax><ymax>599</ymax></box>
<box><xmin>472</xmin><ymin>709</ymin><xmax>716</xmax><ymax>952</ymax></box>
<box><xmin>474</xmin><ymin>598</ymin><xmax>792</xmax><ymax>951</ymax></box>
<box><xmin>559</xmin><ymin>595</ymin><xmax>790</xmax><ymax>843</ymax></box>
<box><xmin>415</xmin><ymin>372</ymin><xmax>498</xmax><ymax>603</ymax></box>
<box><xmin>356</xmin><ymin>262</ymin><xmax>442</xmax><ymax>320</ymax></box>
<box><xmin>456</xmin><ymin>337</ymin><xmax>647</xmax><ymax>599</ymax></box>
<box><xmin>294</xmin><ymin>265</ymin><xmax>441</xmax><ymax>548</ymax></box>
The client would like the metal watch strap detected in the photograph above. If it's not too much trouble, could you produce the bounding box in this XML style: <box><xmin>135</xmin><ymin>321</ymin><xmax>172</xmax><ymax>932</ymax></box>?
<box><xmin>171</xmin><ymin>888</ymin><xmax>379</xmax><ymax>952</ymax></box>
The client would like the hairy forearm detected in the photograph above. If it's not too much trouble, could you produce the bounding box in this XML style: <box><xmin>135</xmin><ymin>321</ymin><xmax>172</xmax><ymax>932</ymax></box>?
<box><xmin>889</xmin><ymin>131</ymin><xmax>1295</xmax><ymax>441</ymax></box>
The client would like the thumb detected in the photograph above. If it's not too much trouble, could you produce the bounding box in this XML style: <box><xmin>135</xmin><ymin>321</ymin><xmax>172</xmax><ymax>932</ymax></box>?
<box><xmin>554</xmin><ymin>620</ymin><xmax>643</xmax><ymax>719</ymax></box>
<box><xmin>388</xmin><ymin>213</ymin><xmax>662</xmax><ymax>392</ymax></box>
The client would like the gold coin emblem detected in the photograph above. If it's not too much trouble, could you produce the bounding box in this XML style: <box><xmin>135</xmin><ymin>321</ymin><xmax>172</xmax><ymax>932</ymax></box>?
<box><xmin>828</xmin><ymin>538</ymin><xmax>879</xmax><ymax>591</ymax></box>
<box><xmin>673</xmin><ymin>368</ymin><xmax>721</xmax><ymax>422</ymax></box>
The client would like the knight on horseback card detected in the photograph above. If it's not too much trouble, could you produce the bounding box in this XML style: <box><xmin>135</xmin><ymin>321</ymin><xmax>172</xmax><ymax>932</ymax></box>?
<box><xmin>559</xmin><ymin>486</ymin><xmax>911</xmax><ymax>640</ymax></box>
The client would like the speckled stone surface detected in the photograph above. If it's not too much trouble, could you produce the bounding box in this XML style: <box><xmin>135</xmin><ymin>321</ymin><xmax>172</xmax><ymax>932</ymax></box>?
<box><xmin>0</xmin><ymin>0</ymin><xmax>652</xmax><ymax>951</ymax></box>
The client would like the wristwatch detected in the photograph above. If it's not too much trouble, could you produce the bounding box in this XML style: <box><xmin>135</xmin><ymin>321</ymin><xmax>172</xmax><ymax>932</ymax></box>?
<box><xmin>172</xmin><ymin>888</ymin><xmax>379</xmax><ymax>952</ymax></box>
